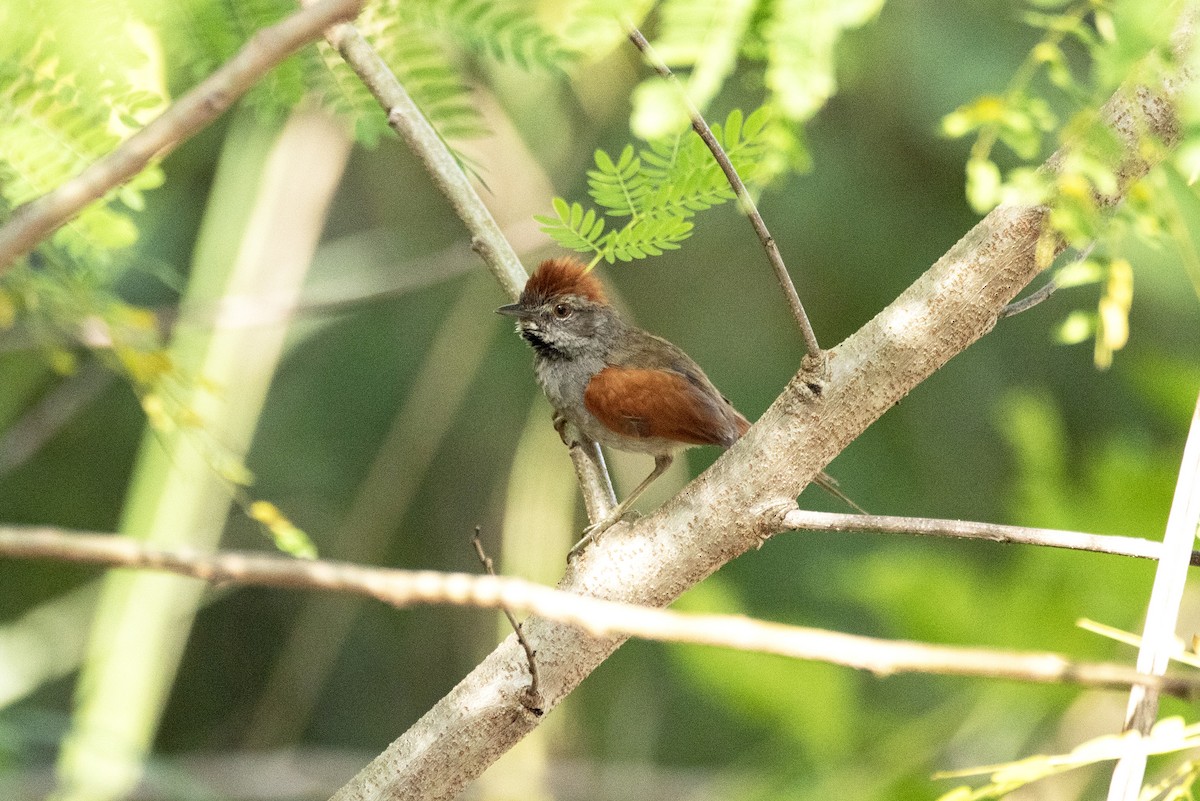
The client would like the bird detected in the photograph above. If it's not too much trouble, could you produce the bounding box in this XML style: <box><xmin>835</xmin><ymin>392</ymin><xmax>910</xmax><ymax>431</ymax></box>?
<box><xmin>498</xmin><ymin>257</ymin><xmax>861</xmax><ymax>558</ymax></box>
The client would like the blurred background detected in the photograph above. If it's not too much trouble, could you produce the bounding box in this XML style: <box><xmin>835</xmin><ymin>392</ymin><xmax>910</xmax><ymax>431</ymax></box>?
<box><xmin>1</xmin><ymin>0</ymin><xmax>1199</xmax><ymax>799</ymax></box>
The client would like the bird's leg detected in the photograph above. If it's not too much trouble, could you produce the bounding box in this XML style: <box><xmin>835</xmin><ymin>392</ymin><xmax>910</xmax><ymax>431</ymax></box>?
<box><xmin>568</xmin><ymin>453</ymin><xmax>673</xmax><ymax>561</ymax></box>
<box><xmin>552</xmin><ymin>411</ymin><xmax>579</xmax><ymax>447</ymax></box>
<box><xmin>814</xmin><ymin>471</ymin><xmax>868</xmax><ymax>514</ymax></box>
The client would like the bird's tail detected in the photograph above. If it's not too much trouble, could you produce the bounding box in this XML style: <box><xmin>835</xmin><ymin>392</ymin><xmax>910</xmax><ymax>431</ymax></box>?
<box><xmin>814</xmin><ymin>471</ymin><xmax>868</xmax><ymax>515</ymax></box>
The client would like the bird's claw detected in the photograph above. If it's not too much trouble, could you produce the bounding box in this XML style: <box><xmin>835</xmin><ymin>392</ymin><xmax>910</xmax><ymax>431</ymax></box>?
<box><xmin>552</xmin><ymin>413</ymin><xmax>584</xmax><ymax>448</ymax></box>
<box><xmin>566</xmin><ymin>510</ymin><xmax>640</xmax><ymax>562</ymax></box>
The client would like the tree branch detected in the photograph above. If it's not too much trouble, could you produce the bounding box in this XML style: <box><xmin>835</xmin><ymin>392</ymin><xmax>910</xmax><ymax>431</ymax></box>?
<box><xmin>782</xmin><ymin>510</ymin><xmax>1200</xmax><ymax>565</ymax></box>
<box><xmin>624</xmin><ymin>24</ymin><xmax>821</xmax><ymax>358</ymax></box>
<box><xmin>471</xmin><ymin>530</ymin><xmax>543</xmax><ymax>715</ymax></box>
<box><xmin>320</xmin><ymin>43</ymin><xmax>1192</xmax><ymax>801</ymax></box>
<box><xmin>2</xmin><ymin>525</ymin><xmax>1196</xmax><ymax>699</ymax></box>
<box><xmin>312</xmin><ymin>14</ymin><xmax>618</xmax><ymax>527</ymax></box>
<box><xmin>0</xmin><ymin>0</ymin><xmax>365</xmax><ymax>273</ymax></box>
<box><xmin>317</xmin><ymin>19</ymin><xmax>526</xmax><ymax>299</ymax></box>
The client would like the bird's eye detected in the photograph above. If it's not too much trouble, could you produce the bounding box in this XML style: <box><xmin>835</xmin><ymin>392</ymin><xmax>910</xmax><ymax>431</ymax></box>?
<box><xmin>552</xmin><ymin>303</ymin><xmax>572</xmax><ymax>319</ymax></box>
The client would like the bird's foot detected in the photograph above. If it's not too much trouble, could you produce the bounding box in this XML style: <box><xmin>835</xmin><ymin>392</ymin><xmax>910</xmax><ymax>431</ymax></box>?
<box><xmin>566</xmin><ymin>510</ymin><xmax>640</xmax><ymax>562</ymax></box>
<box><xmin>552</xmin><ymin>413</ymin><xmax>583</xmax><ymax>448</ymax></box>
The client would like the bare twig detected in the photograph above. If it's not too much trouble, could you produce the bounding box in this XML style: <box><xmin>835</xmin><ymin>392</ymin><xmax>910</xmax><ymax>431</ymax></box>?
<box><xmin>1078</xmin><ymin>618</ymin><xmax>1200</xmax><ymax>668</ymax></box>
<box><xmin>1107</xmin><ymin>391</ymin><xmax>1200</xmax><ymax>801</ymax></box>
<box><xmin>314</xmin><ymin>14</ymin><xmax>618</xmax><ymax>527</ymax></box>
<box><xmin>471</xmin><ymin>528</ymin><xmax>543</xmax><ymax>714</ymax></box>
<box><xmin>0</xmin><ymin>0</ymin><xmax>365</xmax><ymax>273</ymax></box>
<box><xmin>999</xmin><ymin>243</ymin><xmax>1095</xmax><ymax>319</ymax></box>
<box><xmin>624</xmin><ymin>24</ymin><xmax>821</xmax><ymax>358</ymax></box>
<box><xmin>782</xmin><ymin>509</ymin><xmax>1200</xmax><ymax>566</ymax></box>
<box><xmin>2</xmin><ymin>525</ymin><xmax>1197</xmax><ymax>697</ymax></box>
<box><xmin>998</xmin><ymin>276</ymin><xmax>1059</xmax><ymax>318</ymax></box>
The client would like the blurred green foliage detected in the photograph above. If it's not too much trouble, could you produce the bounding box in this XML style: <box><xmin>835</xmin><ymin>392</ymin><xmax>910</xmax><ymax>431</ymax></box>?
<box><xmin>1</xmin><ymin>0</ymin><xmax>1199</xmax><ymax>800</ymax></box>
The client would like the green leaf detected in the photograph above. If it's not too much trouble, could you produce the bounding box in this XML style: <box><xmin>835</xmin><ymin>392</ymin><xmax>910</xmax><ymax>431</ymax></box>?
<box><xmin>603</xmin><ymin>213</ymin><xmax>693</xmax><ymax>262</ymax></box>
<box><xmin>250</xmin><ymin>501</ymin><xmax>319</xmax><ymax>559</ymax></box>
<box><xmin>536</xmin><ymin>199</ymin><xmax>606</xmax><ymax>254</ymax></box>
<box><xmin>537</xmin><ymin>105</ymin><xmax>774</xmax><ymax>264</ymax></box>
<box><xmin>422</xmin><ymin>0</ymin><xmax>575</xmax><ymax>71</ymax></box>
<box><xmin>966</xmin><ymin>157</ymin><xmax>1002</xmax><ymax>212</ymax></box>
<box><xmin>0</xmin><ymin>26</ymin><xmax>169</xmax><ymax>262</ymax></box>
<box><xmin>587</xmin><ymin>145</ymin><xmax>649</xmax><ymax>217</ymax></box>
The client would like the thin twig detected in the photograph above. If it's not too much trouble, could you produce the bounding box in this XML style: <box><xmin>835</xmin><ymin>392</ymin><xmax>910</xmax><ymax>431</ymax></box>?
<box><xmin>999</xmin><ymin>243</ymin><xmax>1095</xmax><ymax>319</ymax></box>
<box><xmin>3</xmin><ymin>524</ymin><xmax>1197</xmax><ymax>695</ymax></box>
<box><xmin>314</xmin><ymin>14</ymin><xmax>618</xmax><ymax>525</ymax></box>
<box><xmin>1107</xmin><ymin>390</ymin><xmax>1200</xmax><ymax>801</ymax></box>
<box><xmin>0</xmin><ymin>0</ymin><xmax>365</xmax><ymax>273</ymax></box>
<box><xmin>782</xmin><ymin>509</ymin><xmax>1200</xmax><ymax>566</ymax></box>
<box><xmin>999</xmin><ymin>276</ymin><xmax>1058</xmax><ymax>318</ymax></box>
<box><xmin>471</xmin><ymin>527</ymin><xmax>543</xmax><ymax>714</ymax></box>
<box><xmin>624</xmin><ymin>24</ymin><xmax>821</xmax><ymax>358</ymax></box>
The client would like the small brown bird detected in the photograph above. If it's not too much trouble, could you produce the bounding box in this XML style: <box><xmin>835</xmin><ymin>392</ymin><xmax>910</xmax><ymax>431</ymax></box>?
<box><xmin>498</xmin><ymin>257</ymin><xmax>859</xmax><ymax>557</ymax></box>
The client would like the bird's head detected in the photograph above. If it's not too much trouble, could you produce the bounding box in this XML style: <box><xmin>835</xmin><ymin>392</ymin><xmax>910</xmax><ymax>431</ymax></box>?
<box><xmin>496</xmin><ymin>258</ymin><xmax>621</xmax><ymax>360</ymax></box>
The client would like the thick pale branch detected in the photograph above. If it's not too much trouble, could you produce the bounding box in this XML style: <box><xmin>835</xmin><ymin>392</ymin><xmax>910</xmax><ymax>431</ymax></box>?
<box><xmin>328</xmin><ymin>50</ymin><xmax>1192</xmax><ymax>801</ymax></box>
<box><xmin>2</xmin><ymin>526</ymin><xmax>1196</xmax><ymax>698</ymax></box>
<box><xmin>0</xmin><ymin>0</ymin><xmax>365</xmax><ymax>272</ymax></box>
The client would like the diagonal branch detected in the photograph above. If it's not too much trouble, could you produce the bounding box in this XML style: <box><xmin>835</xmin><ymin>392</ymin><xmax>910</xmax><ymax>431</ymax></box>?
<box><xmin>2</xmin><ymin>525</ymin><xmax>1197</xmax><ymax>697</ymax></box>
<box><xmin>310</xmin><ymin>11</ymin><xmax>618</xmax><ymax>528</ymax></box>
<box><xmin>0</xmin><ymin>0</ymin><xmax>366</xmax><ymax>273</ymax></box>
<box><xmin>321</xmin><ymin>39</ymin><xmax>1193</xmax><ymax>801</ymax></box>
<box><xmin>314</xmin><ymin>15</ymin><xmax>527</xmax><ymax>299</ymax></box>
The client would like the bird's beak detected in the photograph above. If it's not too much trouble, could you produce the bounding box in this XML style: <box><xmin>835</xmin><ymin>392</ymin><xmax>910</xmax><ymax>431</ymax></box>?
<box><xmin>495</xmin><ymin>303</ymin><xmax>528</xmax><ymax>318</ymax></box>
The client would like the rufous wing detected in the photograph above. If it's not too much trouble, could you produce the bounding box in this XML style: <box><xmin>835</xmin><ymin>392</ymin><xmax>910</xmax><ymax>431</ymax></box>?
<box><xmin>583</xmin><ymin>366</ymin><xmax>747</xmax><ymax>447</ymax></box>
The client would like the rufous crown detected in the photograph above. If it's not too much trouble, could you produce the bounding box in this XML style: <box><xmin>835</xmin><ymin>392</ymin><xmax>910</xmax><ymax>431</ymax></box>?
<box><xmin>522</xmin><ymin>258</ymin><xmax>608</xmax><ymax>305</ymax></box>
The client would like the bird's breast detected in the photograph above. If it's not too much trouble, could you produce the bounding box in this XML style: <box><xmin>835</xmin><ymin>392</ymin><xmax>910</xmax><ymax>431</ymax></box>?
<box><xmin>532</xmin><ymin>354</ymin><xmax>595</xmax><ymax>414</ymax></box>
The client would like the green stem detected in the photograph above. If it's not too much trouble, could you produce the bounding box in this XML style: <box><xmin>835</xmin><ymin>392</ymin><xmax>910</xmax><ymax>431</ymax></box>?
<box><xmin>51</xmin><ymin>107</ymin><xmax>351</xmax><ymax>801</ymax></box>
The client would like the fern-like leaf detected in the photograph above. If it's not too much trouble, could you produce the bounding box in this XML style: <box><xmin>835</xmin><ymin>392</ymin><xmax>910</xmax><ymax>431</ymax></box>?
<box><xmin>587</xmin><ymin>146</ymin><xmax>651</xmax><ymax>217</ymax></box>
<box><xmin>0</xmin><ymin>29</ymin><xmax>168</xmax><ymax>260</ymax></box>
<box><xmin>554</xmin><ymin>0</ymin><xmax>654</xmax><ymax>56</ymax></box>
<box><xmin>642</xmin><ymin>107</ymin><xmax>768</xmax><ymax>217</ymax></box>
<box><xmin>602</xmin><ymin>213</ymin><xmax>693</xmax><ymax>262</ymax></box>
<box><xmin>160</xmin><ymin>0</ymin><xmax>575</xmax><ymax>148</ymax></box>
<box><xmin>538</xmin><ymin>106</ymin><xmax>772</xmax><ymax>264</ymax></box>
<box><xmin>306</xmin><ymin>5</ymin><xmax>488</xmax><ymax>146</ymax></box>
<box><xmin>158</xmin><ymin>0</ymin><xmax>489</xmax><ymax>147</ymax></box>
<box><xmin>425</xmin><ymin>0</ymin><xmax>576</xmax><ymax>71</ymax></box>
<box><xmin>162</xmin><ymin>0</ymin><xmax>305</xmax><ymax>118</ymax></box>
<box><xmin>534</xmin><ymin>198</ymin><xmax>607</xmax><ymax>255</ymax></box>
<box><xmin>762</xmin><ymin>0</ymin><xmax>885</xmax><ymax>121</ymax></box>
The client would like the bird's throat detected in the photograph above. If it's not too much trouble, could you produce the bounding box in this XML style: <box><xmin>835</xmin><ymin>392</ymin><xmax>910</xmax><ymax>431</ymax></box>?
<box><xmin>522</xmin><ymin>329</ymin><xmax>566</xmax><ymax>360</ymax></box>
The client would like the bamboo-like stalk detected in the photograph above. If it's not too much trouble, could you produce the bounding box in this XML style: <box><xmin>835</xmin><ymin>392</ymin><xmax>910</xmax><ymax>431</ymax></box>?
<box><xmin>52</xmin><ymin>110</ymin><xmax>351</xmax><ymax>801</ymax></box>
